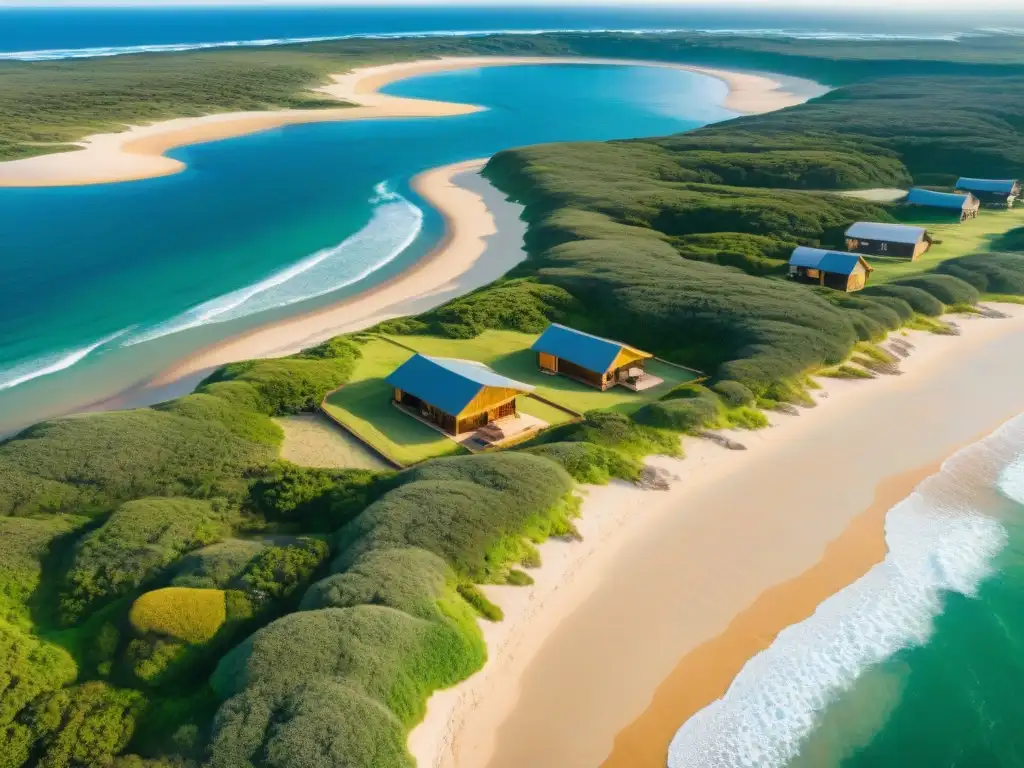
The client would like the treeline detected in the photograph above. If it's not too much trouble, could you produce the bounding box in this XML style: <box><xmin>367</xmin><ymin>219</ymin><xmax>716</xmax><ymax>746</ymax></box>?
<box><xmin>4</xmin><ymin>31</ymin><xmax>1024</xmax><ymax>160</ymax></box>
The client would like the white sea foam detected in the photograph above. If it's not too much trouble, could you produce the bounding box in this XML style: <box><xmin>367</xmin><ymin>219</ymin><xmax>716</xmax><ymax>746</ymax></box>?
<box><xmin>0</xmin><ymin>27</ymin><xmax>978</xmax><ymax>61</ymax></box>
<box><xmin>121</xmin><ymin>181</ymin><xmax>422</xmax><ymax>347</ymax></box>
<box><xmin>0</xmin><ymin>327</ymin><xmax>132</xmax><ymax>392</ymax></box>
<box><xmin>668</xmin><ymin>414</ymin><xmax>1024</xmax><ymax>768</ymax></box>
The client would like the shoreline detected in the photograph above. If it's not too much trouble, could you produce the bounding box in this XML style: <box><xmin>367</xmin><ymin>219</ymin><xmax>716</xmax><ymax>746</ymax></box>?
<box><xmin>407</xmin><ymin>306</ymin><xmax>1024</xmax><ymax>768</ymax></box>
<box><xmin>0</xmin><ymin>56</ymin><xmax>812</xmax><ymax>188</ymax></box>
<box><xmin>83</xmin><ymin>157</ymin><xmax>528</xmax><ymax>414</ymax></box>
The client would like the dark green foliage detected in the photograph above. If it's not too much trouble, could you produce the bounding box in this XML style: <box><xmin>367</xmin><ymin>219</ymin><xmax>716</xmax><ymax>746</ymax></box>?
<box><xmin>240</xmin><ymin>538</ymin><xmax>329</xmax><ymax>603</ymax></box>
<box><xmin>60</xmin><ymin>499</ymin><xmax>223</xmax><ymax>624</ymax></box>
<box><xmin>862</xmin><ymin>284</ymin><xmax>945</xmax><ymax>316</ymax></box>
<box><xmin>12</xmin><ymin>682</ymin><xmax>145</xmax><ymax>768</ymax></box>
<box><xmin>154</xmin><ymin>394</ymin><xmax>281</xmax><ymax>446</ymax></box>
<box><xmin>523</xmin><ymin>442</ymin><xmax>642</xmax><ymax>484</ymax></box>
<box><xmin>892</xmin><ymin>274</ymin><xmax>981</xmax><ymax>306</ymax></box>
<box><xmin>712</xmin><ymin>380</ymin><xmax>755</xmax><ymax>407</ymax></box>
<box><xmin>505</xmin><ymin>570</ymin><xmax>534</xmax><ymax>587</ymax></box>
<box><xmin>247</xmin><ymin>464</ymin><xmax>389</xmax><ymax>533</ymax></box>
<box><xmin>935</xmin><ymin>252</ymin><xmax>1024</xmax><ymax>294</ymax></box>
<box><xmin>171</xmin><ymin>540</ymin><xmax>266</xmax><ymax>590</ymax></box>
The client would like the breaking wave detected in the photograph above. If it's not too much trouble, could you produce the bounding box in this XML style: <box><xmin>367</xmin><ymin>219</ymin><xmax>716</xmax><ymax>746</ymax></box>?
<box><xmin>0</xmin><ymin>327</ymin><xmax>133</xmax><ymax>392</ymax></box>
<box><xmin>668</xmin><ymin>414</ymin><xmax>1024</xmax><ymax>768</ymax></box>
<box><xmin>121</xmin><ymin>181</ymin><xmax>421</xmax><ymax>347</ymax></box>
<box><xmin>0</xmin><ymin>28</ymin><xmax>976</xmax><ymax>61</ymax></box>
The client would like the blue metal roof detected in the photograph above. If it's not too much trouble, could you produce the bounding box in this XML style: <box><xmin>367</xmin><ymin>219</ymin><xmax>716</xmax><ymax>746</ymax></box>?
<box><xmin>789</xmin><ymin>247</ymin><xmax>865</xmax><ymax>276</ymax></box>
<box><xmin>386</xmin><ymin>355</ymin><xmax>533</xmax><ymax>416</ymax></box>
<box><xmin>955</xmin><ymin>177</ymin><xmax>1018</xmax><ymax>195</ymax></box>
<box><xmin>906</xmin><ymin>188</ymin><xmax>971</xmax><ymax>210</ymax></box>
<box><xmin>845</xmin><ymin>221</ymin><xmax>927</xmax><ymax>245</ymax></box>
<box><xmin>531</xmin><ymin>323</ymin><xmax>647</xmax><ymax>374</ymax></box>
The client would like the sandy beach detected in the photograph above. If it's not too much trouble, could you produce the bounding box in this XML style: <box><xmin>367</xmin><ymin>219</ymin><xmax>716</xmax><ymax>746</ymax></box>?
<box><xmin>0</xmin><ymin>56</ymin><xmax>812</xmax><ymax>188</ymax></box>
<box><xmin>407</xmin><ymin>305</ymin><xmax>1024</xmax><ymax>768</ymax></box>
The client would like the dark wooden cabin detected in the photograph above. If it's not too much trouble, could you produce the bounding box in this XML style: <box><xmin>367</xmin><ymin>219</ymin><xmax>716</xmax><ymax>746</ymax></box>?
<box><xmin>845</xmin><ymin>222</ymin><xmax>931</xmax><ymax>260</ymax></box>
<box><xmin>386</xmin><ymin>354</ymin><xmax>533</xmax><ymax>436</ymax></box>
<box><xmin>954</xmin><ymin>178</ymin><xmax>1020</xmax><ymax>209</ymax></box>
<box><xmin>905</xmin><ymin>188</ymin><xmax>980</xmax><ymax>222</ymax></box>
<box><xmin>789</xmin><ymin>247</ymin><xmax>873</xmax><ymax>292</ymax></box>
<box><xmin>531</xmin><ymin>323</ymin><xmax>652</xmax><ymax>391</ymax></box>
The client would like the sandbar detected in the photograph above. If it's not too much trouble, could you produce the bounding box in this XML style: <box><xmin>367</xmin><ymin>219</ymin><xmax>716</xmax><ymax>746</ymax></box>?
<box><xmin>406</xmin><ymin>305</ymin><xmax>1024</xmax><ymax>768</ymax></box>
<box><xmin>0</xmin><ymin>56</ymin><xmax>814</xmax><ymax>188</ymax></box>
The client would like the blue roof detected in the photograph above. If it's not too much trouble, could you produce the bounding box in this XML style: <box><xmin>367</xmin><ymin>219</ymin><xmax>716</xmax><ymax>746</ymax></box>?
<box><xmin>789</xmin><ymin>247</ymin><xmax>866</xmax><ymax>276</ymax></box>
<box><xmin>531</xmin><ymin>323</ymin><xmax>648</xmax><ymax>374</ymax></box>
<box><xmin>386</xmin><ymin>355</ymin><xmax>533</xmax><ymax>416</ymax></box>
<box><xmin>845</xmin><ymin>221</ymin><xmax>927</xmax><ymax>245</ymax></box>
<box><xmin>906</xmin><ymin>188</ymin><xmax>972</xmax><ymax>210</ymax></box>
<box><xmin>955</xmin><ymin>177</ymin><xmax>1018</xmax><ymax>194</ymax></box>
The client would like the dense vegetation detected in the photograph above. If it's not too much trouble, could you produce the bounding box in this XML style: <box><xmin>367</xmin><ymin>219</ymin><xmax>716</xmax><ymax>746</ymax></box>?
<box><xmin>4</xmin><ymin>32</ymin><xmax>1024</xmax><ymax>768</ymax></box>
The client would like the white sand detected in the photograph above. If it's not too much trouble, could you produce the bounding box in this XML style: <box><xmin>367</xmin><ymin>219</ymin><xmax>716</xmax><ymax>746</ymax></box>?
<box><xmin>407</xmin><ymin>306</ymin><xmax>1024</xmax><ymax>768</ymax></box>
<box><xmin>0</xmin><ymin>56</ymin><xmax>811</xmax><ymax>188</ymax></box>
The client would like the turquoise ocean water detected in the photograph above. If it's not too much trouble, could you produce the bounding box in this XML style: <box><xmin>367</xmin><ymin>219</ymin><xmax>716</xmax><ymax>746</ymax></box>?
<box><xmin>0</xmin><ymin>63</ymin><xmax>734</xmax><ymax>434</ymax></box>
<box><xmin>670</xmin><ymin>413</ymin><xmax>1024</xmax><ymax>768</ymax></box>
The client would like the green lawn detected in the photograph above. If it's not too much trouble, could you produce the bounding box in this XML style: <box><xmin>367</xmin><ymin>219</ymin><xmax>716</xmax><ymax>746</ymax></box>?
<box><xmin>386</xmin><ymin>330</ymin><xmax>697</xmax><ymax>415</ymax></box>
<box><xmin>870</xmin><ymin>207</ymin><xmax>1024</xmax><ymax>283</ymax></box>
<box><xmin>322</xmin><ymin>331</ymin><xmax>696</xmax><ymax>465</ymax></box>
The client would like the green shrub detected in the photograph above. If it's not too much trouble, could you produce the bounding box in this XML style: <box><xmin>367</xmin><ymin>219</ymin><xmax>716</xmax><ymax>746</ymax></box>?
<box><xmin>247</xmin><ymin>465</ymin><xmax>389</xmax><ymax>532</ymax></box>
<box><xmin>129</xmin><ymin>588</ymin><xmax>227</xmax><ymax>645</ymax></box>
<box><xmin>60</xmin><ymin>498</ymin><xmax>224</xmax><ymax>624</ymax></box>
<box><xmin>506</xmin><ymin>570</ymin><xmax>534</xmax><ymax>587</ymax></box>
<box><xmin>523</xmin><ymin>442</ymin><xmax>642</xmax><ymax>484</ymax></box>
<box><xmin>635</xmin><ymin>395</ymin><xmax>719</xmax><ymax>432</ymax></box>
<box><xmin>171</xmin><ymin>540</ymin><xmax>266</xmax><ymax>590</ymax></box>
<box><xmin>712</xmin><ymin>380</ymin><xmax>755</xmax><ymax>407</ymax></box>
<box><xmin>862</xmin><ymin>284</ymin><xmax>945</xmax><ymax>316</ymax></box>
<box><xmin>240</xmin><ymin>538</ymin><xmax>329</xmax><ymax>604</ymax></box>
<box><xmin>935</xmin><ymin>252</ymin><xmax>1024</xmax><ymax>295</ymax></box>
<box><xmin>0</xmin><ymin>621</ymin><xmax>77</xmax><ymax>728</ymax></box>
<box><xmin>457</xmin><ymin>584</ymin><xmax>503</xmax><ymax>621</ymax></box>
<box><xmin>0</xmin><ymin>516</ymin><xmax>85</xmax><ymax>626</ymax></box>
<box><xmin>892</xmin><ymin>274</ymin><xmax>980</xmax><ymax>306</ymax></box>
<box><xmin>531</xmin><ymin>411</ymin><xmax>680</xmax><ymax>460</ymax></box>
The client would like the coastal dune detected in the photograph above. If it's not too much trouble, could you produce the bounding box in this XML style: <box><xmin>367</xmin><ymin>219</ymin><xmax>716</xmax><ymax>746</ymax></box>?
<box><xmin>407</xmin><ymin>306</ymin><xmax>1024</xmax><ymax>768</ymax></box>
<box><xmin>0</xmin><ymin>56</ymin><xmax>810</xmax><ymax>188</ymax></box>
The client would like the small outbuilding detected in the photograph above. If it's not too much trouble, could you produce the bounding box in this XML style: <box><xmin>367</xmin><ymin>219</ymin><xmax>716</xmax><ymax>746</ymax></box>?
<box><xmin>387</xmin><ymin>354</ymin><xmax>534</xmax><ymax>436</ymax></box>
<box><xmin>954</xmin><ymin>177</ymin><xmax>1020</xmax><ymax>208</ymax></box>
<box><xmin>531</xmin><ymin>323</ymin><xmax>653</xmax><ymax>391</ymax></box>
<box><xmin>904</xmin><ymin>188</ymin><xmax>980</xmax><ymax>221</ymax></box>
<box><xmin>788</xmin><ymin>247</ymin><xmax>873</xmax><ymax>292</ymax></box>
<box><xmin>845</xmin><ymin>222</ymin><xmax>931</xmax><ymax>260</ymax></box>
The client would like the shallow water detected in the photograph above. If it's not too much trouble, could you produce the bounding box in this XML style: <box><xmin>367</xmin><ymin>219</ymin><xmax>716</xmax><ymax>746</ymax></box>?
<box><xmin>669</xmin><ymin>413</ymin><xmax>1024</xmax><ymax>768</ymax></box>
<box><xmin>0</xmin><ymin>63</ymin><xmax>734</xmax><ymax>434</ymax></box>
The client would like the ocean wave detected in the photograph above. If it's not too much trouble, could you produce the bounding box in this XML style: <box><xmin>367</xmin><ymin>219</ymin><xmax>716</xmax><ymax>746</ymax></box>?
<box><xmin>121</xmin><ymin>182</ymin><xmax>422</xmax><ymax>347</ymax></box>
<box><xmin>668</xmin><ymin>414</ymin><xmax>1024</xmax><ymax>768</ymax></box>
<box><xmin>0</xmin><ymin>327</ymin><xmax>132</xmax><ymax>392</ymax></box>
<box><xmin>0</xmin><ymin>27</ymin><xmax>975</xmax><ymax>61</ymax></box>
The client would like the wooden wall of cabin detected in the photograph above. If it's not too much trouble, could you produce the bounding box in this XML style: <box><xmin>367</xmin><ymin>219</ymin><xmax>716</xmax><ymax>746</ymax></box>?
<box><xmin>846</xmin><ymin>238</ymin><xmax>919</xmax><ymax>259</ymax></box>
<box><xmin>456</xmin><ymin>397</ymin><xmax>517</xmax><ymax>434</ymax></box>
<box><xmin>556</xmin><ymin>358</ymin><xmax>608</xmax><ymax>390</ymax></box>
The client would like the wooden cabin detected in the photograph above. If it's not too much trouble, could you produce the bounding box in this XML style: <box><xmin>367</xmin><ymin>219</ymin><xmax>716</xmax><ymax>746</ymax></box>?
<box><xmin>954</xmin><ymin>178</ymin><xmax>1020</xmax><ymax>209</ymax></box>
<box><xmin>531</xmin><ymin>323</ymin><xmax>652</xmax><ymax>391</ymax></box>
<box><xmin>788</xmin><ymin>247</ymin><xmax>873</xmax><ymax>292</ymax></box>
<box><xmin>386</xmin><ymin>354</ymin><xmax>534</xmax><ymax>436</ymax></box>
<box><xmin>904</xmin><ymin>188</ymin><xmax>980</xmax><ymax>222</ymax></box>
<box><xmin>845</xmin><ymin>222</ymin><xmax>931</xmax><ymax>260</ymax></box>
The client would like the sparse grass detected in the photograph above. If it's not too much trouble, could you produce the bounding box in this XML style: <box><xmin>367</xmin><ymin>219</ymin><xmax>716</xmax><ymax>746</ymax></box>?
<box><xmin>820</xmin><ymin>364</ymin><xmax>876</xmax><ymax>379</ymax></box>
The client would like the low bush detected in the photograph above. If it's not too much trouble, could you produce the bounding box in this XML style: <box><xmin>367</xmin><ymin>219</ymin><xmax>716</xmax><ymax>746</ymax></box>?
<box><xmin>935</xmin><ymin>252</ymin><xmax>1024</xmax><ymax>295</ymax></box>
<box><xmin>0</xmin><ymin>515</ymin><xmax>84</xmax><ymax>626</ymax></box>
<box><xmin>712</xmin><ymin>380</ymin><xmax>756</xmax><ymax>407</ymax></box>
<box><xmin>129</xmin><ymin>588</ymin><xmax>227</xmax><ymax>645</ymax></box>
<box><xmin>531</xmin><ymin>411</ymin><xmax>680</xmax><ymax>460</ymax></box>
<box><xmin>171</xmin><ymin>540</ymin><xmax>266</xmax><ymax>590</ymax></box>
<box><xmin>635</xmin><ymin>391</ymin><xmax>719</xmax><ymax>432</ymax></box>
<box><xmin>239</xmin><ymin>538</ymin><xmax>329</xmax><ymax>604</ymax></box>
<box><xmin>892</xmin><ymin>274</ymin><xmax>980</xmax><ymax>306</ymax></box>
<box><xmin>247</xmin><ymin>465</ymin><xmax>389</xmax><ymax>532</ymax></box>
<box><xmin>457</xmin><ymin>584</ymin><xmax>503</xmax><ymax>621</ymax></box>
<box><xmin>60</xmin><ymin>498</ymin><xmax>224</xmax><ymax>624</ymax></box>
<box><xmin>862</xmin><ymin>284</ymin><xmax>945</xmax><ymax>316</ymax></box>
<box><xmin>523</xmin><ymin>442</ymin><xmax>642</xmax><ymax>484</ymax></box>
<box><xmin>0</xmin><ymin>621</ymin><xmax>77</xmax><ymax>729</ymax></box>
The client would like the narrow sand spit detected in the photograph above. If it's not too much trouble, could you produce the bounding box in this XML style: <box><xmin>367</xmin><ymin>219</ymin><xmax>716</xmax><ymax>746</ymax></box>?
<box><xmin>0</xmin><ymin>56</ymin><xmax>813</xmax><ymax>188</ymax></box>
<box><xmin>407</xmin><ymin>306</ymin><xmax>1024</xmax><ymax>768</ymax></box>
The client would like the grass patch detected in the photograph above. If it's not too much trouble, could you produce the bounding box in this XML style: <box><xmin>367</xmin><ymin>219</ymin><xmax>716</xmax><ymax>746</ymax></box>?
<box><xmin>129</xmin><ymin>587</ymin><xmax>227</xmax><ymax>645</ymax></box>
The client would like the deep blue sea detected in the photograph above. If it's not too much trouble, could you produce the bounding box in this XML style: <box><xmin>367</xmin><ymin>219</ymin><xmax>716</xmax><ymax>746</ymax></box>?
<box><xmin>0</xmin><ymin>61</ymin><xmax>735</xmax><ymax>433</ymax></box>
<box><xmin>0</xmin><ymin>6</ymin><xmax>1003</xmax><ymax>60</ymax></box>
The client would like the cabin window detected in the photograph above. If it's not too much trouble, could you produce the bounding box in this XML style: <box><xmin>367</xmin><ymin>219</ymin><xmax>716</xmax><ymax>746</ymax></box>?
<box><xmin>879</xmin><ymin>242</ymin><xmax>888</xmax><ymax>252</ymax></box>
<box><xmin>806</xmin><ymin>268</ymin><xmax>821</xmax><ymax>278</ymax></box>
